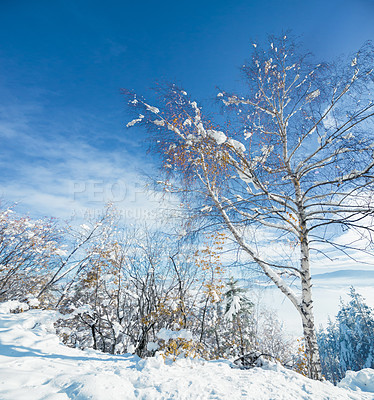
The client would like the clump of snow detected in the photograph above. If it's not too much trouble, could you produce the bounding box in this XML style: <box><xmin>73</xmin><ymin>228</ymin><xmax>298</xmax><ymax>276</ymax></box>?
<box><xmin>156</xmin><ymin>328</ymin><xmax>193</xmax><ymax>341</ymax></box>
<box><xmin>55</xmin><ymin>248</ymin><xmax>68</xmax><ymax>257</ymax></box>
<box><xmin>224</xmin><ymin>295</ymin><xmax>241</xmax><ymax>320</ymax></box>
<box><xmin>80</xmin><ymin>223</ymin><xmax>91</xmax><ymax>231</ymax></box>
<box><xmin>26</xmin><ymin>297</ymin><xmax>40</xmax><ymax>308</ymax></box>
<box><xmin>146</xmin><ymin>342</ymin><xmax>159</xmax><ymax>351</ymax></box>
<box><xmin>0</xmin><ymin>300</ymin><xmax>30</xmax><ymax>313</ymax></box>
<box><xmin>200</xmin><ymin>205</ymin><xmax>213</xmax><ymax>213</ymax></box>
<box><xmin>166</xmin><ymin>122</ymin><xmax>181</xmax><ymax>135</ymax></box>
<box><xmin>144</xmin><ymin>103</ymin><xmax>159</xmax><ymax>114</ymax></box>
<box><xmin>127</xmin><ymin>344</ymin><xmax>136</xmax><ymax>353</ymax></box>
<box><xmin>338</xmin><ymin>369</ymin><xmax>374</xmax><ymax>393</ymax></box>
<box><xmin>244</xmin><ymin>129</ymin><xmax>252</xmax><ymax>139</ymax></box>
<box><xmin>0</xmin><ymin>307</ymin><xmax>372</xmax><ymax>399</ymax></box>
<box><xmin>306</xmin><ymin>89</ymin><xmax>320</xmax><ymax>102</ymax></box>
<box><xmin>126</xmin><ymin>114</ymin><xmax>144</xmax><ymax>127</ymax></box>
<box><xmin>153</xmin><ymin>119</ymin><xmax>165</xmax><ymax>127</ymax></box>
<box><xmin>207</xmin><ymin>129</ymin><xmax>227</xmax><ymax>145</ymax></box>
<box><xmin>228</xmin><ymin>138</ymin><xmax>246</xmax><ymax>153</ymax></box>
<box><xmin>183</xmin><ymin>118</ymin><xmax>192</xmax><ymax>127</ymax></box>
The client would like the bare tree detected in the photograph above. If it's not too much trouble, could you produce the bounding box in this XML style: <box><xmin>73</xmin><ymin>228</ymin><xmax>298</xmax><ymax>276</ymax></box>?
<box><xmin>56</xmin><ymin>222</ymin><xmax>205</xmax><ymax>357</ymax></box>
<box><xmin>38</xmin><ymin>203</ymin><xmax>116</xmax><ymax>305</ymax></box>
<box><xmin>124</xmin><ymin>35</ymin><xmax>374</xmax><ymax>379</ymax></box>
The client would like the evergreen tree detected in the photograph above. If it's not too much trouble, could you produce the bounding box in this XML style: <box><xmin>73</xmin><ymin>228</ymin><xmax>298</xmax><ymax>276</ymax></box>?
<box><xmin>318</xmin><ymin>287</ymin><xmax>374</xmax><ymax>383</ymax></box>
<box><xmin>222</xmin><ymin>278</ymin><xmax>254</xmax><ymax>357</ymax></box>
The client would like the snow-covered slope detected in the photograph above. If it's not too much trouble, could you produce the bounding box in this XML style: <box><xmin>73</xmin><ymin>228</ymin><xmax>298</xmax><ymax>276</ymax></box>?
<box><xmin>0</xmin><ymin>305</ymin><xmax>373</xmax><ymax>400</ymax></box>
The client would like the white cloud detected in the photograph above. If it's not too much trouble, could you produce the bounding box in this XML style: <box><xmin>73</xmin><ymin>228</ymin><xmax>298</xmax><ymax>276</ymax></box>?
<box><xmin>0</xmin><ymin>99</ymin><xmax>177</xmax><ymax>223</ymax></box>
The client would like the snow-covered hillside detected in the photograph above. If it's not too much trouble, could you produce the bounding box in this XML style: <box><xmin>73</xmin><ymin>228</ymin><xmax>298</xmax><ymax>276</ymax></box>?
<box><xmin>0</xmin><ymin>304</ymin><xmax>373</xmax><ymax>400</ymax></box>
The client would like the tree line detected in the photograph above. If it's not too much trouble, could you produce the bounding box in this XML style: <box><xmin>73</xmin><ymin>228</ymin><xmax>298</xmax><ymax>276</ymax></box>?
<box><xmin>1</xmin><ymin>202</ymin><xmax>373</xmax><ymax>383</ymax></box>
<box><xmin>0</xmin><ymin>203</ymin><xmax>293</xmax><ymax>363</ymax></box>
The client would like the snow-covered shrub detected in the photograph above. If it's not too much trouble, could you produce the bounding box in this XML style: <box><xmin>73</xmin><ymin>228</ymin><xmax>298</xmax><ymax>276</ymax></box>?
<box><xmin>247</xmin><ymin>302</ymin><xmax>295</xmax><ymax>367</ymax></box>
<box><xmin>155</xmin><ymin>328</ymin><xmax>200</xmax><ymax>360</ymax></box>
<box><xmin>55</xmin><ymin>226</ymin><xmax>202</xmax><ymax>357</ymax></box>
<box><xmin>0</xmin><ymin>205</ymin><xmax>61</xmax><ymax>303</ymax></box>
<box><xmin>291</xmin><ymin>338</ymin><xmax>309</xmax><ymax>377</ymax></box>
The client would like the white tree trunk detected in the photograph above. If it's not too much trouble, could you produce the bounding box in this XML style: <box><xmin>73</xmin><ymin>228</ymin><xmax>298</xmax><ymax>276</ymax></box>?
<box><xmin>299</xmin><ymin>227</ymin><xmax>322</xmax><ymax>380</ymax></box>
<box><xmin>300</xmin><ymin>303</ymin><xmax>322</xmax><ymax>380</ymax></box>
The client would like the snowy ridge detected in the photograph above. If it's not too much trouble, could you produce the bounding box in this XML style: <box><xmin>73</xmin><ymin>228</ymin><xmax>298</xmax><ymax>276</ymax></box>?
<box><xmin>0</xmin><ymin>306</ymin><xmax>373</xmax><ymax>400</ymax></box>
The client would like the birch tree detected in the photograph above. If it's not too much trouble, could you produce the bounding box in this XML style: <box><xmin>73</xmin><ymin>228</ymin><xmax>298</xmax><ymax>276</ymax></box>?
<box><xmin>124</xmin><ymin>35</ymin><xmax>374</xmax><ymax>379</ymax></box>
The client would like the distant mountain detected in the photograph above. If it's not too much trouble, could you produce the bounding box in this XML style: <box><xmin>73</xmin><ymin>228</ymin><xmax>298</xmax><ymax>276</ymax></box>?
<box><xmin>241</xmin><ymin>269</ymin><xmax>374</xmax><ymax>289</ymax></box>
<box><xmin>313</xmin><ymin>269</ymin><xmax>374</xmax><ymax>280</ymax></box>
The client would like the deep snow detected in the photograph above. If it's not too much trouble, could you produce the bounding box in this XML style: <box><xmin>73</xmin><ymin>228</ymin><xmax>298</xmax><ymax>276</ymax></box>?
<box><xmin>0</xmin><ymin>304</ymin><xmax>373</xmax><ymax>400</ymax></box>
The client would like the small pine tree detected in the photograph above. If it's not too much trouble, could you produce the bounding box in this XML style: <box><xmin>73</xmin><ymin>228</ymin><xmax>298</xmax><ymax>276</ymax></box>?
<box><xmin>221</xmin><ymin>278</ymin><xmax>254</xmax><ymax>357</ymax></box>
<box><xmin>224</xmin><ymin>278</ymin><xmax>252</xmax><ymax>318</ymax></box>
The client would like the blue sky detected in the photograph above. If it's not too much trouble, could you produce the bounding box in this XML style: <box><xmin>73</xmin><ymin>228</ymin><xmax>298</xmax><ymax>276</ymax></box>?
<box><xmin>1</xmin><ymin>0</ymin><xmax>374</xmax><ymax>220</ymax></box>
